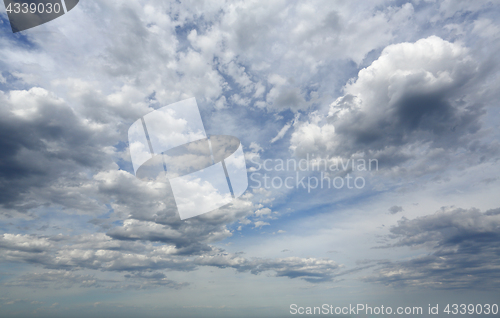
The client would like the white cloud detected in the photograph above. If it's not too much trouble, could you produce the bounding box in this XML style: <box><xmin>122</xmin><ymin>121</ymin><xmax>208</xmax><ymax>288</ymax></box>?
<box><xmin>290</xmin><ymin>36</ymin><xmax>488</xmax><ymax>181</ymax></box>
<box><xmin>270</xmin><ymin>113</ymin><xmax>300</xmax><ymax>143</ymax></box>
<box><xmin>255</xmin><ymin>208</ymin><xmax>272</xmax><ymax>217</ymax></box>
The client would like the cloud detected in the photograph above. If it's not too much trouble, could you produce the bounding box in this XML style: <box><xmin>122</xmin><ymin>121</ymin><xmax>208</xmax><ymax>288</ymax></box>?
<box><xmin>333</xmin><ymin>36</ymin><xmax>480</xmax><ymax>152</ymax></box>
<box><xmin>196</xmin><ymin>253</ymin><xmax>342</xmax><ymax>283</ymax></box>
<box><xmin>121</xmin><ymin>271</ymin><xmax>189</xmax><ymax>290</ymax></box>
<box><xmin>0</xmin><ymin>88</ymin><xmax>115</xmax><ymax>216</ymax></box>
<box><xmin>0</xmin><ymin>233</ymin><xmax>195</xmax><ymax>272</ymax></box>
<box><xmin>366</xmin><ymin>207</ymin><xmax>500</xmax><ymax>289</ymax></box>
<box><xmin>388</xmin><ymin>206</ymin><xmax>403</xmax><ymax>214</ymax></box>
<box><xmin>254</xmin><ymin>221</ymin><xmax>270</xmax><ymax>228</ymax></box>
<box><xmin>264</xmin><ymin>74</ymin><xmax>309</xmax><ymax>111</ymax></box>
<box><xmin>98</xmin><ymin>169</ymin><xmax>260</xmax><ymax>254</ymax></box>
<box><xmin>0</xmin><ymin>234</ymin><xmax>54</xmax><ymax>265</ymax></box>
<box><xmin>251</xmin><ymin>257</ymin><xmax>341</xmax><ymax>283</ymax></box>
<box><xmin>290</xmin><ymin>36</ymin><xmax>493</xmax><ymax>178</ymax></box>
<box><xmin>270</xmin><ymin>113</ymin><xmax>300</xmax><ymax>143</ymax></box>
<box><xmin>0</xmin><ymin>234</ymin><xmax>52</xmax><ymax>253</ymax></box>
<box><xmin>290</xmin><ymin>112</ymin><xmax>336</xmax><ymax>157</ymax></box>
<box><xmin>4</xmin><ymin>270</ymin><xmax>104</xmax><ymax>289</ymax></box>
<box><xmin>255</xmin><ymin>208</ymin><xmax>272</xmax><ymax>217</ymax></box>
<box><xmin>0</xmin><ymin>0</ymin><xmax>498</xmax><ymax>309</ymax></box>
<box><xmin>0</xmin><ymin>232</ymin><xmax>344</xmax><ymax>285</ymax></box>
<box><xmin>270</xmin><ymin>122</ymin><xmax>292</xmax><ymax>144</ymax></box>
<box><xmin>185</xmin><ymin>1</ymin><xmax>416</xmax><ymax>112</ymax></box>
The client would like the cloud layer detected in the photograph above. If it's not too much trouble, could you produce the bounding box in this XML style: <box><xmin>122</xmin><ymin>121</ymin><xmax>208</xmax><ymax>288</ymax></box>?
<box><xmin>367</xmin><ymin>207</ymin><xmax>500</xmax><ymax>289</ymax></box>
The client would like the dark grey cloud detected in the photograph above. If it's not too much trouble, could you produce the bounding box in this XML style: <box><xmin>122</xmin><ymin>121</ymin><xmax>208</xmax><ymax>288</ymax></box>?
<box><xmin>366</xmin><ymin>207</ymin><xmax>500</xmax><ymax>289</ymax></box>
<box><xmin>0</xmin><ymin>89</ymin><xmax>115</xmax><ymax>215</ymax></box>
<box><xmin>388</xmin><ymin>206</ymin><xmax>403</xmax><ymax>214</ymax></box>
<box><xmin>332</xmin><ymin>93</ymin><xmax>485</xmax><ymax>158</ymax></box>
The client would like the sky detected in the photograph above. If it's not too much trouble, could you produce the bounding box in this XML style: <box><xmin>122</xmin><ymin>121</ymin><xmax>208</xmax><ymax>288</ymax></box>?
<box><xmin>0</xmin><ymin>0</ymin><xmax>500</xmax><ymax>317</ymax></box>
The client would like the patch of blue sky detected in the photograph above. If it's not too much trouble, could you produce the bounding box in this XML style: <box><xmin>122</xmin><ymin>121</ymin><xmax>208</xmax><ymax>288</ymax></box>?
<box><xmin>0</xmin><ymin>14</ymin><xmax>37</xmax><ymax>49</ymax></box>
<box><xmin>222</xmin><ymin>185</ymin><xmax>383</xmax><ymax>246</ymax></box>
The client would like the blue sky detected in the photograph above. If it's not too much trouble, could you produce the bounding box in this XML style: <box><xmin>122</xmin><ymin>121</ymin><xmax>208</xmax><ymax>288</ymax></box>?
<box><xmin>0</xmin><ymin>0</ymin><xmax>500</xmax><ymax>317</ymax></box>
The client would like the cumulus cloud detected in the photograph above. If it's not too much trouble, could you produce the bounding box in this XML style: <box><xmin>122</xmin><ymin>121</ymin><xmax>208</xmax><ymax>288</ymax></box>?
<box><xmin>331</xmin><ymin>36</ymin><xmax>480</xmax><ymax>152</ymax></box>
<box><xmin>290</xmin><ymin>36</ymin><xmax>494</xmax><ymax>179</ymax></box>
<box><xmin>255</xmin><ymin>207</ymin><xmax>272</xmax><ymax>217</ymax></box>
